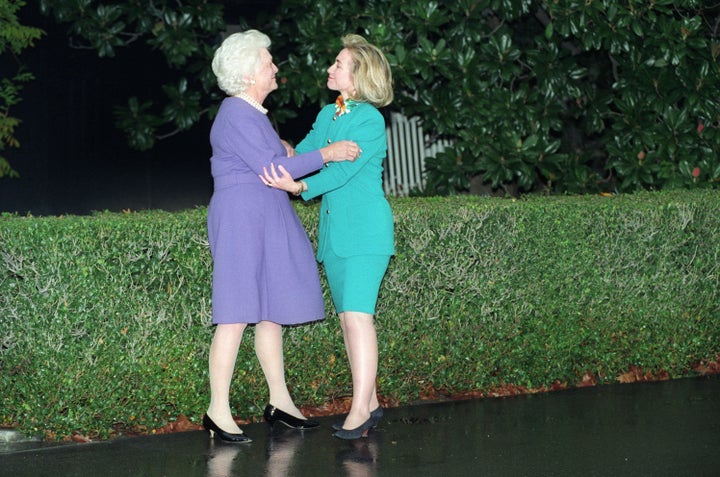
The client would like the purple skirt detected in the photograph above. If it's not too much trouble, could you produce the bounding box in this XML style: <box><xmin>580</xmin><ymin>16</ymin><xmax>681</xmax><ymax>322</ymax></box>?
<box><xmin>207</xmin><ymin>182</ymin><xmax>325</xmax><ymax>325</ymax></box>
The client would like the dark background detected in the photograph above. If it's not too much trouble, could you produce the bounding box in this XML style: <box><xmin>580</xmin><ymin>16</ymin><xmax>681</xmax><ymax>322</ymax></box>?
<box><xmin>0</xmin><ymin>1</ymin><xmax>301</xmax><ymax>216</ymax></box>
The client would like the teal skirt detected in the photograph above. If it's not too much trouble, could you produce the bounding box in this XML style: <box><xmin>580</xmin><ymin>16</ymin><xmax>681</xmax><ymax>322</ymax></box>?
<box><xmin>322</xmin><ymin>248</ymin><xmax>391</xmax><ymax>315</ymax></box>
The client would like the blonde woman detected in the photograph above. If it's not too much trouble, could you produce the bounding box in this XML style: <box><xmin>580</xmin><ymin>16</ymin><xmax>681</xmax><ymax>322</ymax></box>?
<box><xmin>262</xmin><ymin>34</ymin><xmax>394</xmax><ymax>440</ymax></box>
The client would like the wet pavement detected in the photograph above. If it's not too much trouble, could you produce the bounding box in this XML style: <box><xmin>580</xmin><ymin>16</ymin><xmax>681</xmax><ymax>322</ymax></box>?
<box><xmin>2</xmin><ymin>375</ymin><xmax>718</xmax><ymax>476</ymax></box>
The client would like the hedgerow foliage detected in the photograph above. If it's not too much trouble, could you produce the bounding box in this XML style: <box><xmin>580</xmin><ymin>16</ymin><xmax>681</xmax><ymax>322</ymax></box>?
<box><xmin>2</xmin><ymin>190</ymin><xmax>719</xmax><ymax>439</ymax></box>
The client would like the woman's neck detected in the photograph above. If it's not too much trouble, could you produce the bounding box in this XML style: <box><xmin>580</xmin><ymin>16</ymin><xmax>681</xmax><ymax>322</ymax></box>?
<box><xmin>234</xmin><ymin>91</ymin><xmax>268</xmax><ymax>114</ymax></box>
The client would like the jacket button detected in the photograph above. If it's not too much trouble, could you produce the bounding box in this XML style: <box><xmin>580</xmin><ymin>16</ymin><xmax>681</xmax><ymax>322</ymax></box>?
<box><xmin>327</xmin><ymin>139</ymin><xmax>332</xmax><ymax>144</ymax></box>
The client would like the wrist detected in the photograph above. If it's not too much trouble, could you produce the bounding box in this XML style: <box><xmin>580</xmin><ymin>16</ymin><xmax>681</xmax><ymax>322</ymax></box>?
<box><xmin>321</xmin><ymin>146</ymin><xmax>333</xmax><ymax>163</ymax></box>
<box><xmin>292</xmin><ymin>181</ymin><xmax>306</xmax><ymax>196</ymax></box>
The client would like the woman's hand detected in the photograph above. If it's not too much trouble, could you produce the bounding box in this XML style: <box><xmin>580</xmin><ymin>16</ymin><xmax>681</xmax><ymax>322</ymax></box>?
<box><xmin>320</xmin><ymin>140</ymin><xmax>362</xmax><ymax>163</ymax></box>
<box><xmin>259</xmin><ymin>163</ymin><xmax>300</xmax><ymax>194</ymax></box>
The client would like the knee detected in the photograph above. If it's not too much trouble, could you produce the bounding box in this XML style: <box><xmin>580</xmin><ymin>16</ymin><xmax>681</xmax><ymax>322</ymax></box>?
<box><xmin>216</xmin><ymin>323</ymin><xmax>247</xmax><ymax>337</ymax></box>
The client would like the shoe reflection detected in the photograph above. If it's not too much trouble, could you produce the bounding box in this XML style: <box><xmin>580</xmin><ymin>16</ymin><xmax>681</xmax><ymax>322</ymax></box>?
<box><xmin>206</xmin><ymin>441</ymin><xmax>242</xmax><ymax>477</ymax></box>
<box><xmin>205</xmin><ymin>429</ymin><xmax>305</xmax><ymax>477</ymax></box>
<box><xmin>336</xmin><ymin>434</ymin><xmax>381</xmax><ymax>477</ymax></box>
<box><xmin>264</xmin><ymin>429</ymin><xmax>304</xmax><ymax>477</ymax></box>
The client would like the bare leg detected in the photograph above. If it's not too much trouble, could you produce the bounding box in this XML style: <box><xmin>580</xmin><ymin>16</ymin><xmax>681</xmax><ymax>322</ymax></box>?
<box><xmin>339</xmin><ymin>311</ymin><xmax>378</xmax><ymax>430</ymax></box>
<box><xmin>255</xmin><ymin>320</ymin><xmax>305</xmax><ymax>419</ymax></box>
<box><xmin>339</xmin><ymin>312</ymin><xmax>380</xmax><ymax>413</ymax></box>
<box><xmin>207</xmin><ymin>323</ymin><xmax>246</xmax><ymax>433</ymax></box>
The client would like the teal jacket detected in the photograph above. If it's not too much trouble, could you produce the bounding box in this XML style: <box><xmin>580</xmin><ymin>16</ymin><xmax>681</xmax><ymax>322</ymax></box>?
<box><xmin>296</xmin><ymin>101</ymin><xmax>395</xmax><ymax>261</ymax></box>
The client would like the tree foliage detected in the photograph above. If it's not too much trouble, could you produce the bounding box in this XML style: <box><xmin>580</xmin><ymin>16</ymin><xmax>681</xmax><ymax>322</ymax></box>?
<box><xmin>39</xmin><ymin>0</ymin><xmax>720</xmax><ymax>194</ymax></box>
<box><xmin>0</xmin><ymin>0</ymin><xmax>44</xmax><ymax>178</ymax></box>
<box><xmin>39</xmin><ymin>0</ymin><xmax>228</xmax><ymax>150</ymax></box>
<box><xmin>268</xmin><ymin>0</ymin><xmax>720</xmax><ymax>195</ymax></box>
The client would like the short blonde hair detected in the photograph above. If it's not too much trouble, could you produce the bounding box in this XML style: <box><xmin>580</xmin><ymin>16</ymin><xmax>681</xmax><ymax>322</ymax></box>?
<box><xmin>212</xmin><ymin>30</ymin><xmax>271</xmax><ymax>96</ymax></box>
<box><xmin>343</xmin><ymin>34</ymin><xmax>394</xmax><ymax>107</ymax></box>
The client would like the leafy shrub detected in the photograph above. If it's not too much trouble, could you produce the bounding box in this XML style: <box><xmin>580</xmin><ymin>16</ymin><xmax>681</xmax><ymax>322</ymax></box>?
<box><xmin>39</xmin><ymin>1</ymin><xmax>720</xmax><ymax>194</ymax></box>
<box><xmin>270</xmin><ymin>0</ymin><xmax>720</xmax><ymax>194</ymax></box>
<box><xmin>0</xmin><ymin>0</ymin><xmax>45</xmax><ymax>178</ymax></box>
<box><xmin>1</xmin><ymin>190</ymin><xmax>719</xmax><ymax>439</ymax></box>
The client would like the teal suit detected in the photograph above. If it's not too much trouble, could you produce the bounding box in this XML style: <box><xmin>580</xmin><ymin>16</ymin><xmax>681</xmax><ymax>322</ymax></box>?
<box><xmin>296</xmin><ymin>102</ymin><xmax>395</xmax><ymax>262</ymax></box>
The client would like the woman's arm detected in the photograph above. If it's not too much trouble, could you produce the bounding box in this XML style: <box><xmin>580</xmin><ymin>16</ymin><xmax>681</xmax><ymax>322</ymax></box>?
<box><xmin>226</xmin><ymin>110</ymin><xmax>359</xmax><ymax>179</ymax></box>
<box><xmin>301</xmin><ymin>110</ymin><xmax>386</xmax><ymax>199</ymax></box>
<box><xmin>261</xmin><ymin>107</ymin><xmax>385</xmax><ymax>197</ymax></box>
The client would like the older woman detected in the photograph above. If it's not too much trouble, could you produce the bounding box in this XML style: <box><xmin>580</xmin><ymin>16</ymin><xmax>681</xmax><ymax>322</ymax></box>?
<box><xmin>203</xmin><ymin>30</ymin><xmax>361</xmax><ymax>443</ymax></box>
<box><xmin>261</xmin><ymin>34</ymin><xmax>394</xmax><ymax>440</ymax></box>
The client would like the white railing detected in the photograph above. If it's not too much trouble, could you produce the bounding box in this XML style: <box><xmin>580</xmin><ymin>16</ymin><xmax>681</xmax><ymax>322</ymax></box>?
<box><xmin>383</xmin><ymin>112</ymin><xmax>453</xmax><ymax>196</ymax></box>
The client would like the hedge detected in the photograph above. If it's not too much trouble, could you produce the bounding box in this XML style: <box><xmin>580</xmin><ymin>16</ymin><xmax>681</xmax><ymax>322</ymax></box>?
<box><xmin>1</xmin><ymin>190</ymin><xmax>719</xmax><ymax>440</ymax></box>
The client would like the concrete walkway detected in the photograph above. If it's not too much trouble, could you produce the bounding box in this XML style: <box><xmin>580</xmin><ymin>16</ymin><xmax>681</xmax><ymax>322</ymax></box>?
<box><xmin>2</xmin><ymin>375</ymin><xmax>718</xmax><ymax>476</ymax></box>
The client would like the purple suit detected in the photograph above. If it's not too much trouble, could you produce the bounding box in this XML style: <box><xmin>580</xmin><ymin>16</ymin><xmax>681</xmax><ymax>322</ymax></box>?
<box><xmin>207</xmin><ymin>97</ymin><xmax>325</xmax><ymax>325</ymax></box>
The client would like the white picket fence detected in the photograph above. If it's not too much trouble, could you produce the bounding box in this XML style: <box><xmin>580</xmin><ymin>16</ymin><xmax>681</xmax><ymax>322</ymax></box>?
<box><xmin>383</xmin><ymin>112</ymin><xmax>453</xmax><ymax>196</ymax></box>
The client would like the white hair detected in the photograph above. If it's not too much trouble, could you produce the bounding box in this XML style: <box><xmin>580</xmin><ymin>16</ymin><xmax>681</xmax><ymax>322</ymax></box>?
<box><xmin>212</xmin><ymin>30</ymin><xmax>271</xmax><ymax>96</ymax></box>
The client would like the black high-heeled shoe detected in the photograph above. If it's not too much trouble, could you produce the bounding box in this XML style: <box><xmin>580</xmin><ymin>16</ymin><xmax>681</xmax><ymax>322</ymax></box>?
<box><xmin>333</xmin><ymin>415</ymin><xmax>375</xmax><ymax>440</ymax></box>
<box><xmin>332</xmin><ymin>406</ymin><xmax>384</xmax><ymax>431</ymax></box>
<box><xmin>203</xmin><ymin>414</ymin><xmax>252</xmax><ymax>443</ymax></box>
<box><xmin>263</xmin><ymin>404</ymin><xmax>320</xmax><ymax>430</ymax></box>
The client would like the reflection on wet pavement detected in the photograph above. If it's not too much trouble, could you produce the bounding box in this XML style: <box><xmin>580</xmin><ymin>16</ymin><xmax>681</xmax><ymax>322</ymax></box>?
<box><xmin>336</xmin><ymin>434</ymin><xmax>380</xmax><ymax>477</ymax></box>
<box><xmin>2</xmin><ymin>375</ymin><xmax>719</xmax><ymax>476</ymax></box>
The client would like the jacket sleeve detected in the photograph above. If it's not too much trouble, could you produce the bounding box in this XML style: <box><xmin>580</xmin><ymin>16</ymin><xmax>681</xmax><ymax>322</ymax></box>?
<box><xmin>301</xmin><ymin>108</ymin><xmax>386</xmax><ymax>200</ymax></box>
<box><xmin>223</xmin><ymin>111</ymin><xmax>324</xmax><ymax>179</ymax></box>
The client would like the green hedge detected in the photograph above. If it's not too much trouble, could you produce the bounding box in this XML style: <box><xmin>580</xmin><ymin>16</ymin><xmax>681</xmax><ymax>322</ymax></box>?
<box><xmin>2</xmin><ymin>190</ymin><xmax>719</xmax><ymax>439</ymax></box>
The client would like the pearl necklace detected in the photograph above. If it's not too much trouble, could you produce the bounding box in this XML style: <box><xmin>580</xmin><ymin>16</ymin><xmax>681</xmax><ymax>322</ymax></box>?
<box><xmin>235</xmin><ymin>92</ymin><xmax>268</xmax><ymax>115</ymax></box>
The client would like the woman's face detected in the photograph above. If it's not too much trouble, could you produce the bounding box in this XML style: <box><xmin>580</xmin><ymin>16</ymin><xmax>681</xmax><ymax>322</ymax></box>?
<box><xmin>249</xmin><ymin>48</ymin><xmax>278</xmax><ymax>99</ymax></box>
<box><xmin>327</xmin><ymin>48</ymin><xmax>355</xmax><ymax>98</ymax></box>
